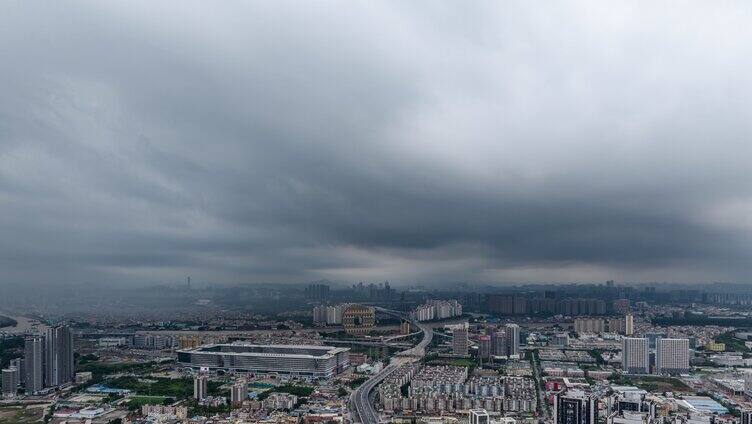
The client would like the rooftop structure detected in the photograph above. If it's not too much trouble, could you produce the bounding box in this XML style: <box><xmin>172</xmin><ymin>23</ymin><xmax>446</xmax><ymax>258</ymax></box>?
<box><xmin>678</xmin><ymin>397</ymin><xmax>728</xmax><ymax>415</ymax></box>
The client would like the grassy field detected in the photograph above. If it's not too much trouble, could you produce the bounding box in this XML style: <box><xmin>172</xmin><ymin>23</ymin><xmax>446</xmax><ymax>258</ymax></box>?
<box><xmin>622</xmin><ymin>376</ymin><xmax>690</xmax><ymax>392</ymax></box>
<box><xmin>0</xmin><ymin>406</ymin><xmax>45</xmax><ymax>424</ymax></box>
<box><xmin>107</xmin><ymin>377</ymin><xmax>193</xmax><ymax>397</ymax></box>
<box><xmin>715</xmin><ymin>331</ymin><xmax>750</xmax><ymax>352</ymax></box>
<box><xmin>125</xmin><ymin>395</ymin><xmax>171</xmax><ymax>410</ymax></box>
<box><xmin>105</xmin><ymin>377</ymin><xmax>225</xmax><ymax>399</ymax></box>
<box><xmin>77</xmin><ymin>361</ymin><xmax>158</xmax><ymax>378</ymax></box>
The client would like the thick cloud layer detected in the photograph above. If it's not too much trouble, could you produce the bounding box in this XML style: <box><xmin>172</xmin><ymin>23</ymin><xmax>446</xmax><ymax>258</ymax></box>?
<box><xmin>1</xmin><ymin>1</ymin><xmax>752</xmax><ymax>286</ymax></box>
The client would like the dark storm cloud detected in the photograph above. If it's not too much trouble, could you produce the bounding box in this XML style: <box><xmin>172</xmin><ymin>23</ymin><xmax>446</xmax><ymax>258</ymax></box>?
<box><xmin>1</xmin><ymin>1</ymin><xmax>752</xmax><ymax>285</ymax></box>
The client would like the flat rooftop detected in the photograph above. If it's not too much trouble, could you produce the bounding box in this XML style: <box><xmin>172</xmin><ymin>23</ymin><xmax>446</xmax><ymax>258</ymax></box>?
<box><xmin>180</xmin><ymin>343</ymin><xmax>348</xmax><ymax>358</ymax></box>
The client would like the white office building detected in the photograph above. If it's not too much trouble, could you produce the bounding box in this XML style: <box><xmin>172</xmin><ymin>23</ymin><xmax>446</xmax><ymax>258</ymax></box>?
<box><xmin>469</xmin><ymin>408</ymin><xmax>490</xmax><ymax>424</ymax></box>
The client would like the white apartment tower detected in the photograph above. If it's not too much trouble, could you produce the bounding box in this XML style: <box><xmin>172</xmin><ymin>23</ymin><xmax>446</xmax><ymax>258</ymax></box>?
<box><xmin>624</xmin><ymin>314</ymin><xmax>634</xmax><ymax>336</ymax></box>
<box><xmin>655</xmin><ymin>338</ymin><xmax>689</xmax><ymax>375</ymax></box>
<box><xmin>194</xmin><ymin>374</ymin><xmax>208</xmax><ymax>400</ymax></box>
<box><xmin>622</xmin><ymin>337</ymin><xmax>649</xmax><ymax>374</ymax></box>
<box><xmin>24</xmin><ymin>336</ymin><xmax>44</xmax><ymax>394</ymax></box>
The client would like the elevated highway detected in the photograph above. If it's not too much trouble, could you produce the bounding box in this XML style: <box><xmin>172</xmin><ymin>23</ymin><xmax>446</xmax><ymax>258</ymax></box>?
<box><xmin>350</xmin><ymin>308</ymin><xmax>432</xmax><ymax>423</ymax></box>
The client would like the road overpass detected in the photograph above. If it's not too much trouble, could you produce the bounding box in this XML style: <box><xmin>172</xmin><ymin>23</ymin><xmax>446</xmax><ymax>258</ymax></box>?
<box><xmin>350</xmin><ymin>308</ymin><xmax>432</xmax><ymax>424</ymax></box>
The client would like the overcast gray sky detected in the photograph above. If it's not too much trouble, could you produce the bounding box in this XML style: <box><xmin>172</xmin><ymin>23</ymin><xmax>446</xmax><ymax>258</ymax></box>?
<box><xmin>1</xmin><ymin>1</ymin><xmax>752</xmax><ymax>286</ymax></box>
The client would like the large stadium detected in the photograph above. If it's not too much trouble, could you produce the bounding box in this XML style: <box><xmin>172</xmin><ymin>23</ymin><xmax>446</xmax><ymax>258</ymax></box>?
<box><xmin>176</xmin><ymin>344</ymin><xmax>350</xmax><ymax>379</ymax></box>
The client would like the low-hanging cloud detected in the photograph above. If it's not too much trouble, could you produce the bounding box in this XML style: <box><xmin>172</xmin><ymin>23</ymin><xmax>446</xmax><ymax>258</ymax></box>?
<box><xmin>1</xmin><ymin>1</ymin><xmax>751</xmax><ymax>286</ymax></box>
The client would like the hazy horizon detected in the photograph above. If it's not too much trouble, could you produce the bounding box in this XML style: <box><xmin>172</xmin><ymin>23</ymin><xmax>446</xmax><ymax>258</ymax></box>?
<box><xmin>2</xmin><ymin>2</ymin><xmax>752</xmax><ymax>287</ymax></box>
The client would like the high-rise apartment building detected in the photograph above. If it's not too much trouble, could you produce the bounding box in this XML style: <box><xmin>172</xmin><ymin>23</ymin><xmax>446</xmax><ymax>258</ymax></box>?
<box><xmin>9</xmin><ymin>358</ymin><xmax>24</xmax><ymax>385</ymax></box>
<box><xmin>2</xmin><ymin>368</ymin><xmax>19</xmax><ymax>397</ymax></box>
<box><xmin>505</xmin><ymin>324</ymin><xmax>520</xmax><ymax>357</ymax></box>
<box><xmin>741</xmin><ymin>410</ymin><xmax>752</xmax><ymax>424</ymax></box>
<box><xmin>305</xmin><ymin>283</ymin><xmax>330</xmax><ymax>300</ymax></box>
<box><xmin>231</xmin><ymin>380</ymin><xmax>246</xmax><ymax>405</ymax></box>
<box><xmin>624</xmin><ymin>314</ymin><xmax>634</xmax><ymax>336</ymax></box>
<box><xmin>574</xmin><ymin>318</ymin><xmax>605</xmax><ymax>334</ymax></box>
<box><xmin>491</xmin><ymin>330</ymin><xmax>507</xmax><ymax>356</ymax></box>
<box><xmin>24</xmin><ymin>335</ymin><xmax>44</xmax><ymax>394</ymax></box>
<box><xmin>478</xmin><ymin>335</ymin><xmax>491</xmax><ymax>359</ymax></box>
<box><xmin>24</xmin><ymin>326</ymin><xmax>75</xmax><ymax>393</ymax></box>
<box><xmin>194</xmin><ymin>374</ymin><xmax>208</xmax><ymax>400</ymax></box>
<box><xmin>45</xmin><ymin>326</ymin><xmax>75</xmax><ymax>387</ymax></box>
<box><xmin>554</xmin><ymin>391</ymin><xmax>598</xmax><ymax>424</ymax></box>
<box><xmin>655</xmin><ymin>338</ymin><xmax>689</xmax><ymax>375</ymax></box>
<box><xmin>453</xmin><ymin>325</ymin><xmax>469</xmax><ymax>357</ymax></box>
<box><xmin>622</xmin><ymin>338</ymin><xmax>649</xmax><ymax>374</ymax></box>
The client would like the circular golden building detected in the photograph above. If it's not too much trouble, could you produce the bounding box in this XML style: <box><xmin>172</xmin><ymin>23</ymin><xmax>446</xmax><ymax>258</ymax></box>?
<box><xmin>342</xmin><ymin>304</ymin><xmax>376</xmax><ymax>336</ymax></box>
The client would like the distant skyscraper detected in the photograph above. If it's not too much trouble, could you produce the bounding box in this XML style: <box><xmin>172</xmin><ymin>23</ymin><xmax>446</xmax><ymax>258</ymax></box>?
<box><xmin>505</xmin><ymin>323</ymin><xmax>520</xmax><ymax>357</ymax></box>
<box><xmin>655</xmin><ymin>338</ymin><xmax>689</xmax><ymax>375</ymax></box>
<box><xmin>194</xmin><ymin>374</ymin><xmax>208</xmax><ymax>400</ymax></box>
<box><xmin>491</xmin><ymin>330</ymin><xmax>507</xmax><ymax>356</ymax></box>
<box><xmin>469</xmin><ymin>409</ymin><xmax>490</xmax><ymax>424</ymax></box>
<box><xmin>453</xmin><ymin>325</ymin><xmax>469</xmax><ymax>357</ymax></box>
<box><xmin>554</xmin><ymin>391</ymin><xmax>598</xmax><ymax>424</ymax></box>
<box><xmin>2</xmin><ymin>368</ymin><xmax>19</xmax><ymax>397</ymax></box>
<box><xmin>44</xmin><ymin>326</ymin><xmax>75</xmax><ymax>387</ymax></box>
<box><xmin>624</xmin><ymin>314</ymin><xmax>634</xmax><ymax>336</ymax></box>
<box><xmin>9</xmin><ymin>358</ymin><xmax>24</xmax><ymax>385</ymax></box>
<box><xmin>24</xmin><ymin>336</ymin><xmax>44</xmax><ymax>394</ymax></box>
<box><xmin>575</xmin><ymin>317</ymin><xmax>606</xmax><ymax>334</ymax></box>
<box><xmin>305</xmin><ymin>283</ymin><xmax>330</xmax><ymax>300</ymax></box>
<box><xmin>478</xmin><ymin>335</ymin><xmax>491</xmax><ymax>359</ymax></box>
<box><xmin>622</xmin><ymin>337</ymin><xmax>649</xmax><ymax>374</ymax></box>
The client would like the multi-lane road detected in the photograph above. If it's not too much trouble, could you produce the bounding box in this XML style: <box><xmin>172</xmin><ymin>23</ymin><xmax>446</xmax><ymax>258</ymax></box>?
<box><xmin>350</xmin><ymin>309</ymin><xmax>433</xmax><ymax>424</ymax></box>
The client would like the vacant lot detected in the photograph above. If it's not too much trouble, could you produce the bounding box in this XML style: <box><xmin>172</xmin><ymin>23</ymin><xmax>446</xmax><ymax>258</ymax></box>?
<box><xmin>631</xmin><ymin>376</ymin><xmax>690</xmax><ymax>392</ymax></box>
<box><xmin>0</xmin><ymin>406</ymin><xmax>45</xmax><ymax>424</ymax></box>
